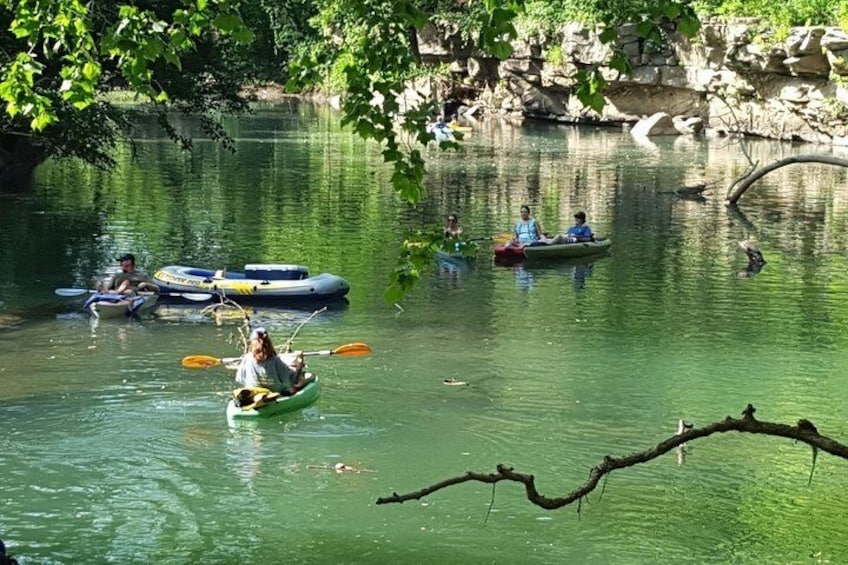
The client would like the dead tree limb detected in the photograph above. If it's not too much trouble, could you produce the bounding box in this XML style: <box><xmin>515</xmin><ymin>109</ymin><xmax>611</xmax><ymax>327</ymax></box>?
<box><xmin>727</xmin><ymin>155</ymin><xmax>848</xmax><ymax>204</ymax></box>
<box><xmin>376</xmin><ymin>405</ymin><xmax>848</xmax><ymax>509</ymax></box>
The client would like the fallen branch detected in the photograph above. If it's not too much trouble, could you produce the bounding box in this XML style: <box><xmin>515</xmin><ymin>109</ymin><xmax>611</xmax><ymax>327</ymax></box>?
<box><xmin>376</xmin><ymin>405</ymin><xmax>848</xmax><ymax>509</ymax></box>
<box><xmin>726</xmin><ymin>155</ymin><xmax>848</xmax><ymax>204</ymax></box>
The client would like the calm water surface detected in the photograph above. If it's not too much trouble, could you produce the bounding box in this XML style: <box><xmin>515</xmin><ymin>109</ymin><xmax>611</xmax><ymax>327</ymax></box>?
<box><xmin>1</xmin><ymin>102</ymin><xmax>848</xmax><ymax>563</ymax></box>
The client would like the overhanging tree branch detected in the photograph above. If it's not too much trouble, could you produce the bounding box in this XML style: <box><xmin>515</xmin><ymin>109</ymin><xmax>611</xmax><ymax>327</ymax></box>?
<box><xmin>376</xmin><ymin>405</ymin><xmax>848</xmax><ymax>509</ymax></box>
<box><xmin>726</xmin><ymin>155</ymin><xmax>848</xmax><ymax>204</ymax></box>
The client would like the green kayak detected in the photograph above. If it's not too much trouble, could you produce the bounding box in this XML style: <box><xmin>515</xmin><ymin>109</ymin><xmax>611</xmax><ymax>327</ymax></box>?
<box><xmin>226</xmin><ymin>378</ymin><xmax>320</xmax><ymax>421</ymax></box>
<box><xmin>522</xmin><ymin>238</ymin><xmax>612</xmax><ymax>259</ymax></box>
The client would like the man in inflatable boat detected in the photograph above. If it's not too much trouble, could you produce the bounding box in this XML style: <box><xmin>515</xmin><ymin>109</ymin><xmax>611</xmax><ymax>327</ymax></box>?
<box><xmin>96</xmin><ymin>253</ymin><xmax>160</xmax><ymax>295</ymax></box>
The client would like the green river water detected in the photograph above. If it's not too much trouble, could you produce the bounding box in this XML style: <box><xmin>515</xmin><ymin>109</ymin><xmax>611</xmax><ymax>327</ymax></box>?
<box><xmin>1</xmin><ymin>101</ymin><xmax>848</xmax><ymax>563</ymax></box>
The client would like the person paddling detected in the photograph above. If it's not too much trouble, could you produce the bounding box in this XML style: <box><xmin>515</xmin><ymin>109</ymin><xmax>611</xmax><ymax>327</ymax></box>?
<box><xmin>235</xmin><ymin>327</ymin><xmax>313</xmax><ymax>395</ymax></box>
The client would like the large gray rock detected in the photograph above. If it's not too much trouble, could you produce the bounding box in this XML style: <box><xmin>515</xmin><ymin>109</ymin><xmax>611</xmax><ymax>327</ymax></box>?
<box><xmin>673</xmin><ymin>116</ymin><xmax>704</xmax><ymax>134</ymax></box>
<box><xmin>784</xmin><ymin>54</ymin><xmax>831</xmax><ymax>76</ymax></box>
<box><xmin>631</xmin><ymin>112</ymin><xmax>679</xmax><ymax>136</ymax></box>
<box><xmin>822</xmin><ymin>29</ymin><xmax>848</xmax><ymax>50</ymax></box>
<box><xmin>826</xmin><ymin>49</ymin><xmax>848</xmax><ymax>75</ymax></box>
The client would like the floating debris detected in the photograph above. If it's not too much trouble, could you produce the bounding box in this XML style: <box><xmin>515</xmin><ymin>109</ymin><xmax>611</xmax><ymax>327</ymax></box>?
<box><xmin>443</xmin><ymin>379</ymin><xmax>468</xmax><ymax>386</ymax></box>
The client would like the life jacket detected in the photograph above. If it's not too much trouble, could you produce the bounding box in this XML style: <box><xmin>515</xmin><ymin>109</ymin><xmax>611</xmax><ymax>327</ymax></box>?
<box><xmin>514</xmin><ymin>218</ymin><xmax>539</xmax><ymax>244</ymax></box>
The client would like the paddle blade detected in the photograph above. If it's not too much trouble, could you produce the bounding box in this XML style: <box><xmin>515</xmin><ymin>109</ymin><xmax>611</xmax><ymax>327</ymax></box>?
<box><xmin>179</xmin><ymin>293</ymin><xmax>214</xmax><ymax>302</ymax></box>
<box><xmin>332</xmin><ymin>342</ymin><xmax>372</xmax><ymax>356</ymax></box>
<box><xmin>181</xmin><ymin>355</ymin><xmax>223</xmax><ymax>369</ymax></box>
<box><xmin>55</xmin><ymin>288</ymin><xmax>90</xmax><ymax>297</ymax></box>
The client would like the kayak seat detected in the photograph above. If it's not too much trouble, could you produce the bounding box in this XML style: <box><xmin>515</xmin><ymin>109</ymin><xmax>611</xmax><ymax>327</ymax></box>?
<box><xmin>213</xmin><ymin>269</ymin><xmax>227</xmax><ymax>280</ymax></box>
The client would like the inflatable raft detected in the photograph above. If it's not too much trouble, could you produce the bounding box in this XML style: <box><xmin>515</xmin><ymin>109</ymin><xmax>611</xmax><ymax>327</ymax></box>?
<box><xmin>153</xmin><ymin>264</ymin><xmax>349</xmax><ymax>303</ymax></box>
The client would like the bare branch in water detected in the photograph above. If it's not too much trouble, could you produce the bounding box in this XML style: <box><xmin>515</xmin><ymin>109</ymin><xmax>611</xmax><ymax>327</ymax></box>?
<box><xmin>376</xmin><ymin>405</ymin><xmax>848</xmax><ymax>509</ymax></box>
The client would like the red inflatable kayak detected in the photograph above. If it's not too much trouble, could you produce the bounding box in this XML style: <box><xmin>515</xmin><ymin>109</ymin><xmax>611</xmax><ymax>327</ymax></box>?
<box><xmin>494</xmin><ymin>243</ymin><xmax>525</xmax><ymax>259</ymax></box>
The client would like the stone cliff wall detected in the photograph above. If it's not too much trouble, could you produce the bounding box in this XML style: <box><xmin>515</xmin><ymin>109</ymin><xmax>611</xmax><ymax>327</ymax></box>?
<box><xmin>417</xmin><ymin>19</ymin><xmax>848</xmax><ymax>145</ymax></box>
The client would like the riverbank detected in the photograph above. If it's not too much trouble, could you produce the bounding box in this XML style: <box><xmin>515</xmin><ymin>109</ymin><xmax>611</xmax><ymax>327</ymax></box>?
<box><xmin>416</xmin><ymin>18</ymin><xmax>848</xmax><ymax>145</ymax></box>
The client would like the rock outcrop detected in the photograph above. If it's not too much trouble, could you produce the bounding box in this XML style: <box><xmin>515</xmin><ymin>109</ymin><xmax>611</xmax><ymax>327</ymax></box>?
<box><xmin>415</xmin><ymin>19</ymin><xmax>848</xmax><ymax>145</ymax></box>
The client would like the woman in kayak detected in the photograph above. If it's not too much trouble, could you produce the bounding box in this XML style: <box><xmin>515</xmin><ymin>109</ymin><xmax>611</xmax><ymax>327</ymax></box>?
<box><xmin>508</xmin><ymin>204</ymin><xmax>544</xmax><ymax>247</ymax></box>
<box><xmin>444</xmin><ymin>213</ymin><xmax>463</xmax><ymax>238</ymax></box>
<box><xmin>235</xmin><ymin>327</ymin><xmax>312</xmax><ymax>394</ymax></box>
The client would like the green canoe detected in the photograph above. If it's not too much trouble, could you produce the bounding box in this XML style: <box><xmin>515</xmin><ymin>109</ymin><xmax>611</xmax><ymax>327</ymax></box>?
<box><xmin>226</xmin><ymin>378</ymin><xmax>320</xmax><ymax>421</ymax></box>
<box><xmin>522</xmin><ymin>238</ymin><xmax>612</xmax><ymax>259</ymax></box>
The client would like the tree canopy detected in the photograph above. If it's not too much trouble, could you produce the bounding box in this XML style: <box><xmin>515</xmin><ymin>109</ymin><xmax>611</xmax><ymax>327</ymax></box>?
<box><xmin>0</xmin><ymin>0</ymin><xmax>255</xmax><ymax>189</ymax></box>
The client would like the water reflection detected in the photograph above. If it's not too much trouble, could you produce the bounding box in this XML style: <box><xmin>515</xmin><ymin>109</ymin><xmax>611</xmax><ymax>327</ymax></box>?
<box><xmin>497</xmin><ymin>254</ymin><xmax>608</xmax><ymax>294</ymax></box>
<box><xmin>154</xmin><ymin>300</ymin><xmax>348</xmax><ymax>330</ymax></box>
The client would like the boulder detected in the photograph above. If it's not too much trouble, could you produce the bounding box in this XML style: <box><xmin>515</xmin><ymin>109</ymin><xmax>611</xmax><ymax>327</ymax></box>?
<box><xmin>673</xmin><ymin>116</ymin><xmax>704</xmax><ymax>134</ymax></box>
<box><xmin>783</xmin><ymin>54</ymin><xmax>831</xmax><ymax>77</ymax></box>
<box><xmin>822</xmin><ymin>29</ymin><xmax>848</xmax><ymax>51</ymax></box>
<box><xmin>631</xmin><ymin>112</ymin><xmax>679</xmax><ymax>137</ymax></box>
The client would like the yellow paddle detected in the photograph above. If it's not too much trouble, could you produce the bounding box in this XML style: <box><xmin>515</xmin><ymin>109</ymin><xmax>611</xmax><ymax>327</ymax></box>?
<box><xmin>181</xmin><ymin>342</ymin><xmax>373</xmax><ymax>369</ymax></box>
<box><xmin>469</xmin><ymin>232</ymin><xmax>512</xmax><ymax>244</ymax></box>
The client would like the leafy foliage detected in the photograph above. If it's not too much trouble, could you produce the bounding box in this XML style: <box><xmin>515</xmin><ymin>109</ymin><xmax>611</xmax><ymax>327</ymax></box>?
<box><xmin>693</xmin><ymin>0</ymin><xmax>841</xmax><ymax>27</ymax></box>
<box><xmin>0</xmin><ymin>0</ymin><xmax>254</xmax><ymax>174</ymax></box>
<box><xmin>287</xmin><ymin>0</ymin><xmax>522</xmax><ymax>203</ymax></box>
<box><xmin>384</xmin><ymin>227</ymin><xmax>479</xmax><ymax>304</ymax></box>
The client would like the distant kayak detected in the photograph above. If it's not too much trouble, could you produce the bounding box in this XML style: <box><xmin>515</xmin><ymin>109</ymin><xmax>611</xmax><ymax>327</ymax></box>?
<box><xmin>226</xmin><ymin>379</ymin><xmax>320</xmax><ymax>421</ymax></box>
<box><xmin>426</xmin><ymin>123</ymin><xmax>454</xmax><ymax>142</ymax></box>
<box><xmin>494</xmin><ymin>238</ymin><xmax>612</xmax><ymax>260</ymax></box>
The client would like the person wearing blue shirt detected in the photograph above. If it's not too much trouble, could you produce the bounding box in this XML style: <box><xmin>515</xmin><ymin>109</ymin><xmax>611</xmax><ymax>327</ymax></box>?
<box><xmin>547</xmin><ymin>211</ymin><xmax>593</xmax><ymax>244</ymax></box>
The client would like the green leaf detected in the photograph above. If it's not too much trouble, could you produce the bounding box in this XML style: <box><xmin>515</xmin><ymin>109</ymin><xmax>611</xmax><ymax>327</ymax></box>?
<box><xmin>31</xmin><ymin>111</ymin><xmax>54</xmax><ymax>131</ymax></box>
<box><xmin>609</xmin><ymin>52</ymin><xmax>631</xmax><ymax>74</ymax></box>
<box><xmin>232</xmin><ymin>27</ymin><xmax>254</xmax><ymax>43</ymax></box>
<box><xmin>398</xmin><ymin>2</ymin><xmax>428</xmax><ymax>29</ymax></box>
<box><xmin>598</xmin><ymin>28</ymin><xmax>617</xmax><ymax>44</ymax></box>
<box><xmin>664</xmin><ymin>5</ymin><xmax>680</xmax><ymax>19</ymax></box>
<box><xmin>212</xmin><ymin>13</ymin><xmax>242</xmax><ymax>33</ymax></box>
<box><xmin>383</xmin><ymin>284</ymin><xmax>405</xmax><ymax>305</ymax></box>
<box><xmin>678</xmin><ymin>16</ymin><xmax>701</xmax><ymax>37</ymax></box>
<box><xmin>163</xmin><ymin>50</ymin><xmax>182</xmax><ymax>70</ymax></box>
<box><xmin>636</xmin><ymin>20</ymin><xmax>654</xmax><ymax>38</ymax></box>
<box><xmin>82</xmin><ymin>62</ymin><xmax>99</xmax><ymax>81</ymax></box>
<box><xmin>142</xmin><ymin>39</ymin><xmax>164</xmax><ymax>59</ymax></box>
<box><xmin>488</xmin><ymin>40</ymin><xmax>513</xmax><ymax>60</ymax></box>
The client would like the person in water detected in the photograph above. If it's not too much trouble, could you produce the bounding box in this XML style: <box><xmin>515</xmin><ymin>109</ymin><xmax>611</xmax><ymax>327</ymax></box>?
<box><xmin>96</xmin><ymin>253</ymin><xmax>160</xmax><ymax>295</ymax></box>
<box><xmin>235</xmin><ymin>327</ymin><xmax>313</xmax><ymax>395</ymax></box>
<box><xmin>545</xmin><ymin>211</ymin><xmax>593</xmax><ymax>244</ymax></box>
<box><xmin>509</xmin><ymin>204</ymin><xmax>544</xmax><ymax>246</ymax></box>
<box><xmin>444</xmin><ymin>213</ymin><xmax>463</xmax><ymax>238</ymax></box>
